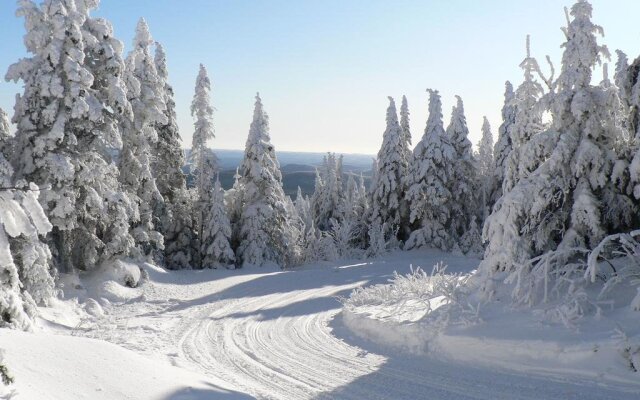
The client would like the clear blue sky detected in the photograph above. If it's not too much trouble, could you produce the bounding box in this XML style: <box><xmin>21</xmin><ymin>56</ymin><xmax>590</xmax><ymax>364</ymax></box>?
<box><xmin>1</xmin><ymin>0</ymin><xmax>639</xmax><ymax>154</ymax></box>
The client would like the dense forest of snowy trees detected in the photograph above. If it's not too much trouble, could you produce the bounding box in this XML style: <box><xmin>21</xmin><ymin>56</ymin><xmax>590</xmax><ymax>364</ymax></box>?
<box><xmin>1</xmin><ymin>0</ymin><xmax>640</xmax><ymax>331</ymax></box>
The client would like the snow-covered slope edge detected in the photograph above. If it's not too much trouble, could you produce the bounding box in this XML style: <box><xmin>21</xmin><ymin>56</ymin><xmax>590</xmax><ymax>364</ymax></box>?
<box><xmin>340</xmin><ymin>268</ymin><xmax>640</xmax><ymax>393</ymax></box>
<box><xmin>1</xmin><ymin>329</ymin><xmax>250</xmax><ymax>400</ymax></box>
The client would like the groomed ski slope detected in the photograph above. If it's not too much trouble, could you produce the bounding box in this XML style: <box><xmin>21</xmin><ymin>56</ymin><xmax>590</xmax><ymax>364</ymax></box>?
<box><xmin>30</xmin><ymin>249</ymin><xmax>636</xmax><ymax>400</ymax></box>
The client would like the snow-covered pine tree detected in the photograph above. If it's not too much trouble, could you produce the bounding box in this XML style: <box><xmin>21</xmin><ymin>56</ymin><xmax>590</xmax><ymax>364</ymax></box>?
<box><xmin>295</xmin><ymin>187</ymin><xmax>313</xmax><ymax>236</ymax></box>
<box><xmin>503</xmin><ymin>35</ymin><xmax>546</xmax><ymax>193</ymax></box>
<box><xmin>0</xmin><ymin>134</ymin><xmax>54</xmax><ymax>330</ymax></box>
<box><xmin>480</xmin><ymin>0</ymin><xmax>635</xmax><ymax>306</ymax></box>
<box><xmin>445</xmin><ymin>95</ymin><xmax>477</xmax><ymax>241</ymax></box>
<box><xmin>490</xmin><ymin>82</ymin><xmax>516</xmax><ymax>204</ymax></box>
<box><xmin>459</xmin><ymin>216</ymin><xmax>483</xmax><ymax>256</ymax></box>
<box><xmin>235</xmin><ymin>94</ymin><xmax>299</xmax><ymax>267</ymax></box>
<box><xmin>189</xmin><ymin>64</ymin><xmax>217</xmax><ymax>267</ymax></box>
<box><xmin>477</xmin><ymin>117</ymin><xmax>495</xmax><ymax>221</ymax></box>
<box><xmin>119</xmin><ymin>18</ymin><xmax>167</xmax><ymax>260</ymax></box>
<box><xmin>7</xmin><ymin>0</ymin><xmax>136</xmax><ymax>271</ymax></box>
<box><xmin>151</xmin><ymin>42</ymin><xmax>195</xmax><ymax>269</ymax></box>
<box><xmin>311</xmin><ymin>153</ymin><xmax>344</xmax><ymax>231</ymax></box>
<box><xmin>201</xmin><ymin>177</ymin><xmax>235</xmax><ymax>268</ymax></box>
<box><xmin>613</xmin><ymin>51</ymin><xmax>640</xmax><ymax>199</ymax></box>
<box><xmin>369</xmin><ymin>97</ymin><xmax>407</xmax><ymax>242</ymax></box>
<box><xmin>399</xmin><ymin>95</ymin><xmax>413</xmax><ymax>169</ymax></box>
<box><xmin>404</xmin><ymin>89</ymin><xmax>455</xmax><ymax>251</ymax></box>
<box><xmin>0</xmin><ymin>108</ymin><xmax>10</xmax><ymax>159</ymax></box>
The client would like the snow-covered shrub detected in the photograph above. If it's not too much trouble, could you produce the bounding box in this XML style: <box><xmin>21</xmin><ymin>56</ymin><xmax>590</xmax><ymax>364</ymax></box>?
<box><xmin>342</xmin><ymin>263</ymin><xmax>479</xmax><ymax>329</ymax></box>
<box><xmin>586</xmin><ymin>230</ymin><xmax>640</xmax><ymax>310</ymax></box>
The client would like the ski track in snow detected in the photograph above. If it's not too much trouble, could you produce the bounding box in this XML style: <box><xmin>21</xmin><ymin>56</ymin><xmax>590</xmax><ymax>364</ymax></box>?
<box><xmin>83</xmin><ymin>251</ymin><xmax>640</xmax><ymax>400</ymax></box>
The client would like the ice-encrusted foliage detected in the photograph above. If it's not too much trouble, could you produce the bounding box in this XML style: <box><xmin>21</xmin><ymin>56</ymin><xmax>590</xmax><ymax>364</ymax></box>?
<box><xmin>235</xmin><ymin>94</ymin><xmax>299</xmax><ymax>267</ymax></box>
<box><xmin>0</xmin><ymin>145</ymin><xmax>54</xmax><ymax>330</ymax></box>
<box><xmin>148</xmin><ymin>44</ymin><xmax>194</xmax><ymax>269</ymax></box>
<box><xmin>119</xmin><ymin>18</ymin><xmax>166</xmax><ymax>260</ymax></box>
<box><xmin>405</xmin><ymin>90</ymin><xmax>455</xmax><ymax>251</ymax></box>
<box><xmin>480</xmin><ymin>0</ymin><xmax>635</xmax><ymax>308</ymax></box>
<box><xmin>311</xmin><ymin>153</ymin><xmax>345</xmax><ymax>231</ymax></box>
<box><xmin>490</xmin><ymin>82</ymin><xmax>516</xmax><ymax>205</ymax></box>
<box><xmin>369</xmin><ymin>97</ymin><xmax>407</xmax><ymax>242</ymax></box>
<box><xmin>477</xmin><ymin>117</ymin><xmax>494</xmax><ymax>221</ymax></box>
<box><xmin>7</xmin><ymin>0</ymin><xmax>135</xmax><ymax>271</ymax></box>
<box><xmin>445</xmin><ymin>96</ymin><xmax>477</xmax><ymax>240</ymax></box>
<box><xmin>201</xmin><ymin>178</ymin><xmax>235</xmax><ymax>268</ymax></box>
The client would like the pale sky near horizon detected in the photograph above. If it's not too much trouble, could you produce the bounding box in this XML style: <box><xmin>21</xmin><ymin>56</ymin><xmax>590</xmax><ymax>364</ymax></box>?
<box><xmin>1</xmin><ymin>0</ymin><xmax>639</xmax><ymax>155</ymax></box>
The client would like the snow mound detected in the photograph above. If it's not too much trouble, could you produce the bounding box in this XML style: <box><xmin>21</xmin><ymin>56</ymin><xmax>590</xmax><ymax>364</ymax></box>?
<box><xmin>0</xmin><ymin>329</ymin><xmax>250</xmax><ymax>400</ymax></box>
<box><xmin>341</xmin><ymin>263</ymin><xmax>640</xmax><ymax>390</ymax></box>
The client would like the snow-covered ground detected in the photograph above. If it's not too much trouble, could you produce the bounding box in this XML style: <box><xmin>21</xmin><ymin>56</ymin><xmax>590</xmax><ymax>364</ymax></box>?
<box><xmin>3</xmin><ymin>249</ymin><xmax>640</xmax><ymax>399</ymax></box>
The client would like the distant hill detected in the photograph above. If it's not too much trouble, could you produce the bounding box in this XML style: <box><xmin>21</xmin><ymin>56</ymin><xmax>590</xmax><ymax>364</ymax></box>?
<box><xmin>184</xmin><ymin>148</ymin><xmax>374</xmax><ymax>197</ymax></box>
<box><xmin>184</xmin><ymin>149</ymin><xmax>374</xmax><ymax>171</ymax></box>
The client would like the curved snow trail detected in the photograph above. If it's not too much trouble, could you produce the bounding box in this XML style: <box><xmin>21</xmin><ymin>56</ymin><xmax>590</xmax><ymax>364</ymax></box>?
<box><xmin>164</xmin><ymin>257</ymin><xmax>639</xmax><ymax>400</ymax></box>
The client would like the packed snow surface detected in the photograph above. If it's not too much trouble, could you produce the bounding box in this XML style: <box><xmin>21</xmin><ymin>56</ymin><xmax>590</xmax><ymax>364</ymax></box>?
<box><xmin>4</xmin><ymin>250</ymin><xmax>640</xmax><ymax>399</ymax></box>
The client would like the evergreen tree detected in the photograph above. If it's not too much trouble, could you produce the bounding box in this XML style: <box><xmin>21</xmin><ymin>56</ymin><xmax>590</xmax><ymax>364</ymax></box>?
<box><xmin>310</xmin><ymin>153</ymin><xmax>344</xmax><ymax>231</ymax></box>
<box><xmin>399</xmin><ymin>95</ymin><xmax>413</xmax><ymax>167</ymax></box>
<box><xmin>295</xmin><ymin>187</ymin><xmax>313</xmax><ymax>236</ymax></box>
<box><xmin>235</xmin><ymin>94</ymin><xmax>298</xmax><ymax>267</ymax></box>
<box><xmin>152</xmin><ymin>43</ymin><xmax>195</xmax><ymax>269</ymax></box>
<box><xmin>480</xmin><ymin>0</ymin><xmax>634</xmax><ymax>306</ymax></box>
<box><xmin>477</xmin><ymin>117</ymin><xmax>495</xmax><ymax>221</ymax></box>
<box><xmin>445</xmin><ymin>95</ymin><xmax>477</xmax><ymax>240</ymax></box>
<box><xmin>503</xmin><ymin>36</ymin><xmax>546</xmax><ymax>193</ymax></box>
<box><xmin>490</xmin><ymin>82</ymin><xmax>516</xmax><ymax>204</ymax></box>
<box><xmin>119</xmin><ymin>18</ymin><xmax>166</xmax><ymax>260</ymax></box>
<box><xmin>0</xmin><ymin>108</ymin><xmax>10</xmax><ymax>159</ymax></box>
<box><xmin>404</xmin><ymin>90</ymin><xmax>455</xmax><ymax>251</ymax></box>
<box><xmin>0</xmin><ymin>133</ymin><xmax>54</xmax><ymax>330</ymax></box>
<box><xmin>190</xmin><ymin>64</ymin><xmax>217</xmax><ymax>267</ymax></box>
<box><xmin>201</xmin><ymin>178</ymin><xmax>235</xmax><ymax>268</ymax></box>
<box><xmin>369</xmin><ymin>97</ymin><xmax>407</xmax><ymax>241</ymax></box>
<box><xmin>8</xmin><ymin>0</ymin><xmax>136</xmax><ymax>271</ymax></box>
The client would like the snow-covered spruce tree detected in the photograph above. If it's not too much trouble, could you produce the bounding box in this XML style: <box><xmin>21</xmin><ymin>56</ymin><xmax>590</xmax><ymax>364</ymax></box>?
<box><xmin>0</xmin><ymin>108</ymin><xmax>11</xmax><ymax>159</ymax></box>
<box><xmin>201</xmin><ymin>177</ymin><xmax>234</xmax><ymax>268</ymax></box>
<box><xmin>235</xmin><ymin>94</ymin><xmax>299</xmax><ymax>267</ymax></box>
<box><xmin>369</xmin><ymin>97</ymin><xmax>407</xmax><ymax>242</ymax></box>
<box><xmin>459</xmin><ymin>216</ymin><xmax>483</xmax><ymax>257</ymax></box>
<box><xmin>152</xmin><ymin>42</ymin><xmax>195</xmax><ymax>269</ymax></box>
<box><xmin>503</xmin><ymin>36</ymin><xmax>546</xmax><ymax>193</ymax></box>
<box><xmin>0</xmin><ymin>136</ymin><xmax>54</xmax><ymax>330</ymax></box>
<box><xmin>480</xmin><ymin>0</ymin><xmax>635</xmax><ymax>307</ymax></box>
<box><xmin>490</xmin><ymin>82</ymin><xmax>516</xmax><ymax>205</ymax></box>
<box><xmin>119</xmin><ymin>18</ymin><xmax>167</xmax><ymax>260</ymax></box>
<box><xmin>399</xmin><ymin>95</ymin><xmax>413</xmax><ymax>169</ymax></box>
<box><xmin>295</xmin><ymin>186</ymin><xmax>313</xmax><ymax>236</ymax></box>
<box><xmin>614</xmin><ymin>51</ymin><xmax>640</xmax><ymax>199</ymax></box>
<box><xmin>189</xmin><ymin>63</ymin><xmax>217</xmax><ymax>267</ymax></box>
<box><xmin>445</xmin><ymin>95</ymin><xmax>478</xmax><ymax>241</ymax></box>
<box><xmin>477</xmin><ymin>117</ymin><xmax>494</xmax><ymax>221</ymax></box>
<box><xmin>404</xmin><ymin>89</ymin><xmax>455</xmax><ymax>251</ymax></box>
<box><xmin>311</xmin><ymin>153</ymin><xmax>344</xmax><ymax>231</ymax></box>
<box><xmin>7</xmin><ymin>0</ymin><xmax>136</xmax><ymax>271</ymax></box>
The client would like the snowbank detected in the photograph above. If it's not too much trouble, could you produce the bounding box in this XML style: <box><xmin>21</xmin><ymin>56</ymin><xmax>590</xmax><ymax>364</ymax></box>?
<box><xmin>0</xmin><ymin>329</ymin><xmax>249</xmax><ymax>400</ymax></box>
<box><xmin>341</xmin><ymin>266</ymin><xmax>640</xmax><ymax>391</ymax></box>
